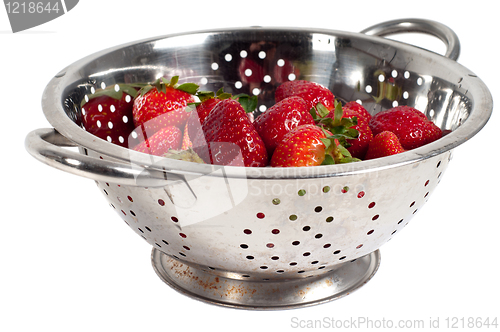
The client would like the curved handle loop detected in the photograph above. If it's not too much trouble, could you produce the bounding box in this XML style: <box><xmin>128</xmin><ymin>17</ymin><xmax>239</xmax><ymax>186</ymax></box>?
<box><xmin>25</xmin><ymin>128</ymin><xmax>175</xmax><ymax>187</ymax></box>
<box><xmin>361</xmin><ymin>18</ymin><xmax>460</xmax><ymax>61</ymax></box>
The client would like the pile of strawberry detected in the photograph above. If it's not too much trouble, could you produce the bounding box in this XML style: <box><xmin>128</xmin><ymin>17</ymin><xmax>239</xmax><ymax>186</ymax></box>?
<box><xmin>81</xmin><ymin>77</ymin><xmax>443</xmax><ymax>167</ymax></box>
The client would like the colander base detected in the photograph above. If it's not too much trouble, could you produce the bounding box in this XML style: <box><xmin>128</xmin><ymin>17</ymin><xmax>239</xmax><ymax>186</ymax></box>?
<box><xmin>151</xmin><ymin>248</ymin><xmax>380</xmax><ymax>310</ymax></box>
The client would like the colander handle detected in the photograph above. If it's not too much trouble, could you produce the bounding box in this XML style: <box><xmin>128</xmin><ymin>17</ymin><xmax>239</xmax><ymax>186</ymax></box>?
<box><xmin>360</xmin><ymin>18</ymin><xmax>461</xmax><ymax>61</ymax></box>
<box><xmin>25</xmin><ymin>128</ymin><xmax>180</xmax><ymax>187</ymax></box>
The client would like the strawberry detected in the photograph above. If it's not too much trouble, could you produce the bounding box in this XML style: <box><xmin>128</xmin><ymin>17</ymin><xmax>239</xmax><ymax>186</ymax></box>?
<box><xmin>185</xmin><ymin>88</ymin><xmax>232</xmax><ymax>144</ymax></box>
<box><xmin>270</xmin><ymin>124</ymin><xmax>357</xmax><ymax>167</ymax></box>
<box><xmin>275</xmin><ymin>80</ymin><xmax>335</xmax><ymax>112</ymax></box>
<box><xmin>270</xmin><ymin>125</ymin><xmax>329</xmax><ymax>167</ymax></box>
<box><xmin>365</xmin><ymin>131</ymin><xmax>405</xmax><ymax>160</ymax></box>
<box><xmin>343</xmin><ymin>101</ymin><xmax>372</xmax><ymax>123</ymax></box>
<box><xmin>132</xmin><ymin>76</ymin><xmax>198</xmax><ymax>136</ymax></box>
<box><xmin>369</xmin><ymin>105</ymin><xmax>442</xmax><ymax>150</ymax></box>
<box><xmin>81</xmin><ymin>84</ymin><xmax>140</xmax><ymax>147</ymax></box>
<box><xmin>132</xmin><ymin>126</ymin><xmax>182</xmax><ymax>157</ymax></box>
<box><xmin>193</xmin><ymin>99</ymin><xmax>267</xmax><ymax>167</ymax></box>
<box><xmin>339</xmin><ymin>102</ymin><xmax>373</xmax><ymax>159</ymax></box>
<box><xmin>253</xmin><ymin>96</ymin><xmax>314</xmax><ymax>154</ymax></box>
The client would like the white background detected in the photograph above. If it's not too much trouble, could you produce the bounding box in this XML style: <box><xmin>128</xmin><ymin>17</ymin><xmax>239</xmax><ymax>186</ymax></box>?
<box><xmin>1</xmin><ymin>1</ymin><xmax>499</xmax><ymax>331</ymax></box>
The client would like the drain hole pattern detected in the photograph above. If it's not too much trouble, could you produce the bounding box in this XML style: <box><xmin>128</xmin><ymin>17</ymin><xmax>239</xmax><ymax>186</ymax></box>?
<box><xmin>92</xmin><ymin>150</ymin><xmax>448</xmax><ymax>280</ymax></box>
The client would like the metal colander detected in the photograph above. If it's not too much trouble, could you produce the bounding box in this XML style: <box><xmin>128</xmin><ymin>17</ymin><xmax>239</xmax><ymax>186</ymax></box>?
<box><xmin>26</xmin><ymin>19</ymin><xmax>492</xmax><ymax>309</ymax></box>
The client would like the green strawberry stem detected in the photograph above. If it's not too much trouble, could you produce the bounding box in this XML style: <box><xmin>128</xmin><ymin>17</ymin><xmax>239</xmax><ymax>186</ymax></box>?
<box><xmin>311</xmin><ymin>100</ymin><xmax>361</xmax><ymax>165</ymax></box>
<box><xmin>139</xmin><ymin>76</ymin><xmax>200</xmax><ymax>96</ymax></box>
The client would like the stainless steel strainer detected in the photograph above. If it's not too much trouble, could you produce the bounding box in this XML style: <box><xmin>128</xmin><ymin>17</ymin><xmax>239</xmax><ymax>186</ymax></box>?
<box><xmin>25</xmin><ymin>19</ymin><xmax>492</xmax><ymax>310</ymax></box>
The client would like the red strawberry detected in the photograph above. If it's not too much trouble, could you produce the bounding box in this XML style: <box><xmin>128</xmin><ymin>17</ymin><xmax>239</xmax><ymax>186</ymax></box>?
<box><xmin>369</xmin><ymin>105</ymin><xmax>442</xmax><ymax>150</ymax></box>
<box><xmin>270</xmin><ymin>124</ymin><xmax>331</xmax><ymax>167</ymax></box>
<box><xmin>253</xmin><ymin>96</ymin><xmax>314</xmax><ymax>154</ymax></box>
<box><xmin>132</xmin><ymin>76</ymin><xmax>198</xmax><ymax>135</ymax></box>
<box><xmin>194</xmin><ymin>99</ymin><xmax>267</xmax><ymax>167</ymax></box>
<box><xmin>275</xmin><ymin>80</ymin><xmax>335</xmax><ymax>112</ymax></box>
<box><xmin>340</xmin><ymin>102</ymin><xmax>373</xmax><ymax>159</ymax></box>
<box><xmin>365</xmin><ymin>131</ymin><xmax>405</xmax><ymax>160</ymax></box>
<box><xmin>185</xmin><ymin>88</ymin><xmax>231</xmax><ymax>145</ymax></box>
<box><xmin>81</xmin><ymin>85</ymin><xmax>139</xmax><ymax>147</ymax></box>
<box><xmin>132</xmin><ymin>126</ymin><xmax>182</xmax><ymax>156</ymax></box>
<box><xmin>343</xmin><ymin>101</ymin><xmax>372</xmax><ymax>123</ymax></box>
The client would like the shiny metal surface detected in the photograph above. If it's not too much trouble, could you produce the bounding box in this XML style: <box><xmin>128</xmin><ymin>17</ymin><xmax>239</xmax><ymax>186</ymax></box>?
<box><xmin>151</xmin><ymin>248</ymin><xmax>380</xmax><ymax>310</ymax></box>
<box><xmin>25</xmin><ymin>19</ymin><xmax>493</xmax><ymax>308</ymax></box>
<box><xmin>360</xmin><ymin>18</ymin><xmax>460</xmax><ymax>60</ymax></box>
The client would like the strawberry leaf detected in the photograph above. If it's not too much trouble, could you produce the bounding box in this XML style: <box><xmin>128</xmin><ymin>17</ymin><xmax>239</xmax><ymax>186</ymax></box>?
<box><xmin>177</xmin><ymin>82</ymin><xmax>199</xmax><ymax>95</ymax></box>
<box><xmin>315</xmin><ymin>102</ymin><xmax>330</xmax><ymax>118</ymax></box>
<box><xmin>233</xmin><ymin>94</ymin><xmax>258</xmax><ymax>113</ymax></box>
<box><xmin>170</xmin><ymin>76</ymin><xmax>179</xmax><ymax>86</ymax></box>
<box><xmin>321</xmin><ymin>154</ymin><xmax>335</xmax><ymax>165</ymax></box>
<box><xmin>332</xmin><ymin>99</ymin><xmax>343</xmax><ymax>127</ymax></box>
<box><xmin>139</xmin><ymin>85</ymin><xmax>155</xmax><ymax>97</ymax></box>
<box><xmin>119</xmin><ymin>85</ymin><xmax>140</xmax><ymax>99</ymax></box>
<box><xmin>320</xmin><ymin>137</ymin><xmax>332</xmax><ymax>149</ymax></box>
<box><xmin>215</xmin><ymin>87</ymin><xmax>232</xmax><ymax>100</ymax></box>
